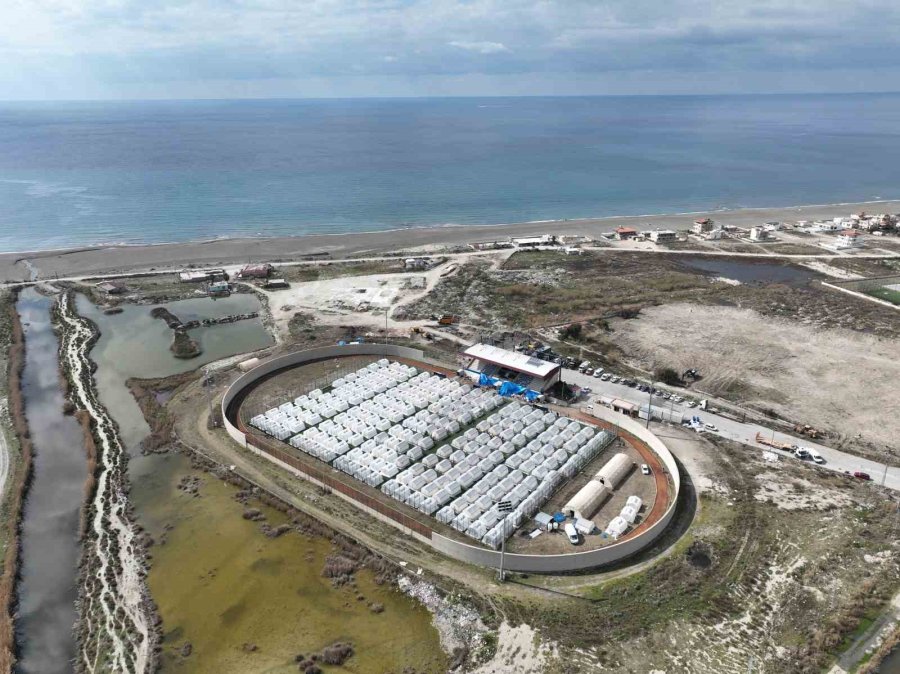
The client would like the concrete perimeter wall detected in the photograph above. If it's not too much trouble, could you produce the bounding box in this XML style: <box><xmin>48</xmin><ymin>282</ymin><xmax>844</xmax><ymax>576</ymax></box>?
<box><xmin>222</xmin><ymin>344</ymin><xmax>683</xmax><ymax>574</ymax></box>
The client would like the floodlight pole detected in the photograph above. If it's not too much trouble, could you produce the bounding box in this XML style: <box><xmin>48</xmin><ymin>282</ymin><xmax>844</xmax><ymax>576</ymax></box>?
<box><xmin>496</xmin><ymin>500</ymin><xmax>513</xmax><ymax>582</ymax></box>
<box><xmin>645</xmin><ymin>378</ymin><xmax>655</xmax><ymax>429</ymax></box>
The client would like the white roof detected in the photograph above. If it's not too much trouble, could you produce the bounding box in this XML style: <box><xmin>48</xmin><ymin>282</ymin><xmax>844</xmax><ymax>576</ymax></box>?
<box><xmin>463</xmin><ymin>344</ymin><xmax>559</xmax><ymax>378</ymax></box>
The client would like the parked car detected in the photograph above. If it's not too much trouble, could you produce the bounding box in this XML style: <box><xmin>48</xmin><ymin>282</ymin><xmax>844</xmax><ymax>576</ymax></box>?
<box><xmin>593</xmin><ymin>369</ymin><xmax>603</xmax><ymax>378</ymax></box>
<box><xmin>704</xmin><ymin>423</ymin><xmax>718</xmax><ymax>431</ymax></box>
<box><xmin>852</xmin><ymin>471</ymin><xmax>872</xmax><ymax>481</ymax></box>
<box><xmin>809</xmin><ymin>449</ymin><xmax>825</xmax><ymax>464</ymax></box>
<box><xmin>686</xmin><ymin>401</ymin><xmax>697</xmax><ymax>408</ymax></box>
<box><xmin>584</xmin><ymin>368</ymin><xmax>594</xmax><ymax>375</ymax></box>
<box><xmin>794</xmin><ymin>448</ymin><xmax>811</xmax><ymax>460</ymax></box>
<box><xmin>564</xmin><ymin>522</ymin><xmax>580</xmax><ymax>545</ymax></box>
<box><xmin>600</xmin><ymin>373</ymin><xmax>611</xmax><ymax>381</ymax></box>
<box><xmin>641</xmin><ymin>464</ymin><xmax>651</xmax><ymax>475</ymax></box>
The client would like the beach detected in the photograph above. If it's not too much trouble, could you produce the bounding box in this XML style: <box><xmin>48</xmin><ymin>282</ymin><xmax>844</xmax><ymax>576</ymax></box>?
<box><xmin>3</xmin><ymin>199</ymin><xmax>899</xmax><ymax>282</ymax></box>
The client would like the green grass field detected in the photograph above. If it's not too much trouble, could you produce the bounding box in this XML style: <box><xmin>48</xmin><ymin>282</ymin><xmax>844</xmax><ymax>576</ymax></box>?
<box><xmin>863</xmin><ymin>286</ymin><xmax>900</xmax><ymax>305</ymax></box>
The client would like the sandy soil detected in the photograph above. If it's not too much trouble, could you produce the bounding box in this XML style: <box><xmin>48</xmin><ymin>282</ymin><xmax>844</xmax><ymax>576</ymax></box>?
<box><xmin>613</xmin><ymin>302</ymin><xmax>900</xmax><ymax>456</ymax></box>
<box><xmin>4</xmin><ymin>200</ymin><xmax>900</xmax><ymax>282</ymax></box>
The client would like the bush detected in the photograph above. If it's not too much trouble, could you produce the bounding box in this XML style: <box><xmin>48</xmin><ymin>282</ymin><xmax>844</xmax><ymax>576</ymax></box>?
<box><xmin>560</xmin><ymin>323</ymin><xmax>583</xmax><ymax>340</ymax></box>
<box><xmin>321</xmin><ymin>642</ymin><xmax>354</xmax><ymax>665</ymax></box>
<box><xmin>653</xmin><ymin>367</ymin><xmax>682</xmax><ymax>386</ymax></box>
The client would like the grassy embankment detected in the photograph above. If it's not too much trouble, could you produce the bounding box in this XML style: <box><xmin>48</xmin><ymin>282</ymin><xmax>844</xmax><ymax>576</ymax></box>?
<box><xmin>0</xmin><ymin>289</ymin><xmax>33</xmax><ymax>673</ymax></box>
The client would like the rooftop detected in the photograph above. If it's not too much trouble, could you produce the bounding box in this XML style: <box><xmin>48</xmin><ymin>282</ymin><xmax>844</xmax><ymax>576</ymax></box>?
<box><xmin>463</xmin><ymin>343</ymin><xmax>560</xmax><ymax>378</ymax></box>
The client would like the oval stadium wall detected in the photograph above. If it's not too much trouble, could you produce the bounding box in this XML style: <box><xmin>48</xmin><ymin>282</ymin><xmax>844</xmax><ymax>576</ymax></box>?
<box><xmin>221</xmin><ymin>343</ymin><xmax>683</xmax><ymax>574</ymax></box>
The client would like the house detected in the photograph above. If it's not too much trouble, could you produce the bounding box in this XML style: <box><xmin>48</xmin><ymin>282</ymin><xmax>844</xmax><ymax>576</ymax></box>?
<box><xmin>648</xmin><ymin>229</ymin><xmax>677</xmax><ymax>244</ymax></box>
<box><xmin>179</xmin><ymin>268</ymin><xmax>227</xmax><ymax>283</ymax></box>
<box><xmin>512</xmin><ymin>234</ymin><xmax>557</xmax><ymax>248</ymax></box>
<box><xmin>615</xmin><ymin>227</ymin><xmax>638</xmax><ymax>240</ymax></box>
<box><xmin>404</xmin><ymin>257</ymin><xmax>430</xmax><ymax>270</ymax></box>
<box><xmin>96</xmin><ymin>281</ymin><xmax>127</xmax><ymax>295</ymax></box>
<box><xmin>834</xmin><ymin>230</ymin><xmax>864</xmax><ymax>249</ymax></box>
<box><xmin>692</xmin><ymin>218</ymin><xmax>715</xmax><ymax>235</ymax></box>
<box><xmin>749</xmin><ymin>226</ymin><xmax>770</xmax><ymax>241</ymax></box>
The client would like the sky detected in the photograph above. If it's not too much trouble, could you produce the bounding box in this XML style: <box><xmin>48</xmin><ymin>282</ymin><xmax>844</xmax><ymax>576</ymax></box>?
<box><xmin>2</xmin><ymin>0</ymin><xmax>900</xmax><ymax>100</ymax></box>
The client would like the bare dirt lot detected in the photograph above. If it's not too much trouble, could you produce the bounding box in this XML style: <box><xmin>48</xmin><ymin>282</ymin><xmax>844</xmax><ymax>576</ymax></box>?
<box><xmin>612</xmin><ymin>303</ymin><xmax>900</xmax><ymax>461</ymax></box>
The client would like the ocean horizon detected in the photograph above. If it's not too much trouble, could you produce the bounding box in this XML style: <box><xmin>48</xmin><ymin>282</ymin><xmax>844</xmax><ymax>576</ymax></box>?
<box><xmin>1</xmin><ymin>94</ymin><xmax>900</xmax><ymax>253</ymax></box>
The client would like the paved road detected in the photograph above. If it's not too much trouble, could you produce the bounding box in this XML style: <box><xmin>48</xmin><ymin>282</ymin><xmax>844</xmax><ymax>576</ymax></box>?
<box><xmin>561</xmin><ymin>368</ymin><xmax>900</xmax><ymax>492</ymax></box>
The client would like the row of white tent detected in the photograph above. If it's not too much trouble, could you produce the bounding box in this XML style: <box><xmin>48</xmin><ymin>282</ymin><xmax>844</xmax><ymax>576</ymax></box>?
<box><xmin>604</xmin><ymin>495</ymin><xmax>644</xmax><ymax>539</ymax></box>
<box><xmin>247</xmin><ymin>358</ymin><xmax>620</xmax><ymax>551</ymax></box>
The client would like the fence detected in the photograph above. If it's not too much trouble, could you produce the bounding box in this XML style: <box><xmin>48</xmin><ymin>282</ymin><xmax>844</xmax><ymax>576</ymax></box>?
<box><xmin>244</xmin><ymin>430</ymin><xmax>434</xmax><ymax>539</ymax></box>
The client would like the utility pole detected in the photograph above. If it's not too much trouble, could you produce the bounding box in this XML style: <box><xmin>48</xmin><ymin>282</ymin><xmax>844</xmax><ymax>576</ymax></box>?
<box><xmin>645</xmin><ymin>379</ymin><xmax>655</xmax><ymax>429</ymax></box>
<box><xmin>881</xmin><ymin>462</ymin><xmax>889</xmax><ymax>487</ymax></box>
<box><xmin>496</xmin><ymin>500</ymin><xmax>513</xmax><ymax>582</ymax></box>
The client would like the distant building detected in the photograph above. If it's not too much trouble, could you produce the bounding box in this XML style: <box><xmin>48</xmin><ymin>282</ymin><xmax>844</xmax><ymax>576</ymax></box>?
<box><xmin>237</xmin><ymin>263</ymin><xmax>273</xmax><ymax>279</ymax></box>
<box><xmin>749</xmin><ymin>226</ymin><xmax>770</xmax><ymax>241</ymax></box>
<box><xmin>180</xmin><ymin>268</ymin><xmax>227</xmax><ymax>283</ymax></box>
<box><xmin>834</xmin><ymin>230</ymin><xmax>864</xmax><ymax>249</ymax></box>
<box><xmin>615</xmin><ymin>227</ymin><xmax>638</xmax><ymax>240</ymax></box>
<box><xmin>469</xmin><ymin>239</ymin><xmax>513</xmax><ymax>251</ymax></box>
<box><xmin>207</xmin><ymin>280</ymin><xmax>231</xmax><ymax>296</ymax></box>
<box><xmin>404</xmin><ymin>257</ymin><xmax>430</xmax><ymax>270</ymax></box>
<box><xmin>96</xmin><ymin>281</ymin><xmax>127</xmax><ymax>295</ymax></box>
<box><xmin>512</xmin><ymin>234</ymin><xmax>557</xmax><ymax>248</ymax></box>
<box><xmin>648</xmin><ymin>229</ymin><xmax>677</xmax><ymax>243</ymax></box>
<box><xmin>692</xmin><ymin>218</ymin><xmax>715</xmax><ymax>235</ymax></box>
<box><xmin>563</xmin><ymin>246</ymin><xmax>584</xmax><ymax>255</ymax></box>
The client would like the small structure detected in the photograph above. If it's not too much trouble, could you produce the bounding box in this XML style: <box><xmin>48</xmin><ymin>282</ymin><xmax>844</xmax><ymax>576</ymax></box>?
<box><xmin>96</xmin><ymin>281</ymin><xmax>127</xmax><ymax>295</ymax></box>
<box><xmin>469</xmin><ymin>239</ymin><xmax>513</xmax><ymax>251</ymax></box>
<box><xmin>179</xmin><ymin>268</ymin><xmax>227</xmax><ymax>283</ymax></box>
<box><xmin>833</xmin><ymin>230</ymin><xmax>864</xmax><ymax>250</ymax></box>
<box><xmin>692</xmin><ymin>218</ymin><xmax>715</xmax><ymax>235</ymax></box>
<box><xmin>648</xmin><ymin>229</ymin><xmax>677</xmax><ymax>244</ymax></box>
<box><xmin>563</xmin><ymin>246</ymin><xmax>584</xmax><ymax>255</ymax></box>
<box><xmin>749</xmin><ymin>226</ymin><xmax>770</xmax><ymax>242</ymax></box>
<box><xmin>604</xmin><ymin>515</ymin><xmax>629</xmax><ymax>540</ymax></box>
<box><xmin>237</xmin><ymin>263</ymin><xmax>273</xmax><ymax>279</ymax></box>
<box><xmin>512</xmin><ymin>234</ymin><xmax>557</xmax><ymax>248</ymax></box>
<box><xmin>404</xmin><ymin>257</ymin><xmax>430</xmax><ymax>270</ymax></box>
<box><xmin>615</xmin><ymin>227</ymin><xmax>638</xmax><ymax>240</ymax></box>
<box><xmin>208</xmin><ymin>281</ymin><xmax>231</xmax><ymax>297</ymax></box>
<box><xmin>562</xmin><ymin>480</ymin><xmax>610</xmax><ymax>520</ymax></box>
<box><xmin>610</xmin><ymin>399</ymin><xmax>638</xmax><ymax>417</ymax></box>
<box><xmin>462</xmin><ymin>343</ymin><xmax>561</xmax><ymax>392</ymax></box>
<box><xmin>263</xmin><ymin>278</ymin><xmax>289</xmax><ymax>289</ymax></box>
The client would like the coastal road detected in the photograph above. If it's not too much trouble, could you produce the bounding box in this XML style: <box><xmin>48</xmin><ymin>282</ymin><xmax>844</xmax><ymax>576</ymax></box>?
<box><xmin>562</xmin><ymin>369</ymin><xmax>900</xmax><ymax>492</ymax></box>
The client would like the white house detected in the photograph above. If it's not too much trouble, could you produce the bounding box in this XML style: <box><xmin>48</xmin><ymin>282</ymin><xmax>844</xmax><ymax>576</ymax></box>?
<box><xmin>834</xmin><ymin>230</ymin><xmax>864</xmax><ymax>249</ymax></box>
<box><xmin>648</xmin><ymin>229</ymin><xmax>677</xmax><ymax>243</ymax></box>
<box><xmin>749</xmin><ymin>226</ymin><xmax>770</xmax><ymax>241</ymax></box>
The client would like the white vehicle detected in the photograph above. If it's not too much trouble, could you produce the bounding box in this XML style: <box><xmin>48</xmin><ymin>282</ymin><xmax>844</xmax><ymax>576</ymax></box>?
<box><xmin>564</xmin><ymin>522</ymin><xmax>580</xmax><ymax>545</ymax></box>
<box><xmin>794</xmin><ymin>447</ymin><xmax>811</xmax><ymax>460</ymax></box>
<box><xmin>641</xmin><ymin>464</ymin><xmax>651</xmax><ymax>475</ymax></box>
<box><xmin>704</xmin><ymin>423</ymin><xmax>718</xmax><ymax>431</ymax></box>
<box><xmin>593</xmin><ymin>368</ymin><xmax>604</xmax><ymax>378</ymax></box>
<box><xmin>686</xmin><ymin>401</ymin><xmax>697</xmax><ymax>408</ymax></box>
<box><xmin>809</xmin><ymin>449</ymin><xmax>825</xmax><ymax>464</ymax></box>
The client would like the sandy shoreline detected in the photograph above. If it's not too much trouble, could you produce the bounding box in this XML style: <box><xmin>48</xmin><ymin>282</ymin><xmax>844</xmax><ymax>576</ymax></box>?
<box><xmin>3</xmin><ymin>199</ymin><xmax>899</xmax><ymax>282</ymax></box>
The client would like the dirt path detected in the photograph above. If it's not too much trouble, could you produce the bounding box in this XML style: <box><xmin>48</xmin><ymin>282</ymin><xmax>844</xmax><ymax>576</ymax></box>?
<box><xmin>56</xmin><ymin>293</ymin><xmax>154</xmax><ymax>674</ymax></box>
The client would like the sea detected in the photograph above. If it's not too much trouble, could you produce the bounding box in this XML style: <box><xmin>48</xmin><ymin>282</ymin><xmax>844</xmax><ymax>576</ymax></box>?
<box><xmin>1</xmin><ymin>94</ymin><xmax>900</xmax><ymax>253</ymax></box>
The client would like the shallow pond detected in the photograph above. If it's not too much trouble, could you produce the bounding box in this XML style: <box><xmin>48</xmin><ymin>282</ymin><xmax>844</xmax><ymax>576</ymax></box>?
<box><xmin>14</xmin><ymin>288</ymin><xmax>84</xmax><ymax>674</ymax></box>
<box><xmin>138</xmin><ymin>453</ymin><xmax>447</xmax><ymax>674</ymax></box>
<box><xmin>78</xmin><ymin>293</ymin><xmax>445</xmax><ymax>673</ymax></box>
<box><xmin>678</xmin><ymin>257</ymin><xmax>820</xmax><ymax>285</ymax></box>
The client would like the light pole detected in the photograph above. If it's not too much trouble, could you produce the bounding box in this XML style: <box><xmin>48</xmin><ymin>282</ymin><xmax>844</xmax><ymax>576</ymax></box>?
<box><xmin>496</xmin><ymin>500</ymin><xmax>513</xmax><ymax>582</ymax></box>
<box><xmin>645</xmin><ymin>379</ymin><xmax>655</xmax><ymax>429</ymax></box>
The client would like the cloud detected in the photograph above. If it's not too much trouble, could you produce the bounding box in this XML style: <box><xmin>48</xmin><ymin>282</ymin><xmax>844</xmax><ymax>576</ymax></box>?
<box><xmin>0</xmin><ymin>0</ymin><xmax>899</xmax><ymax>98</ymax></box>
<box><xmin>448</xmin><ymin>41</ymin><xmax>509</xmax><ymax>55</ymax></box>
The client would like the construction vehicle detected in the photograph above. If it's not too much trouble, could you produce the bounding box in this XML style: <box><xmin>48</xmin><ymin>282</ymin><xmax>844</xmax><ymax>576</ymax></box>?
<box><xmin>793</xmin><ymin>424</ymin><xmax>821</xmax><ymax>439</ymax></box>
<box><xmin>438</xmin><ymin>314</ymin><xmax>460</xmax><ymax>326</ymax></box>
<box><xmin>755</xmin><ymin>432</ymin><xmax>794</xmax><ymax>451</ymax></box>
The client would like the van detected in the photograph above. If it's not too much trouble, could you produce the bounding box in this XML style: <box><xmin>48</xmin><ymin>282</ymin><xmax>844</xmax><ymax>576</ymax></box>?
<box><xmin>564</xmin><ymin>522</ymin><xmax>580</xmax><ymax>545</ymax></box>
<box><xmin>809</xmin><ymin>449</ymin><xmax>825</xmax><ymax>464</ymax></box>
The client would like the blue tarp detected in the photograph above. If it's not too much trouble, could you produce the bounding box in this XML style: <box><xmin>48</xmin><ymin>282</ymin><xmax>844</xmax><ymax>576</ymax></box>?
<box><xmin>479</xmin><ymin>373</ymin><xmax>499</xmax><ymax>388</ymax></box>
<box><xmin>498</xmin><ymin>381</ymin><xmax>527</xmax><ymax>397</ymax></box>
<box><xmin>524</xmin><ymin>390</ymin><xmax>540</xmax><ymax>402</ymax></box>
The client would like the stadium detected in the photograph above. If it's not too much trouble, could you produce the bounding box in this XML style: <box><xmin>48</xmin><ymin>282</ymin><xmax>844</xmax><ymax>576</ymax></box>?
<box><xmin>222</xmin><ymin>343</ymin><xmax>682</xmax><ymax>573</ymax></box>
